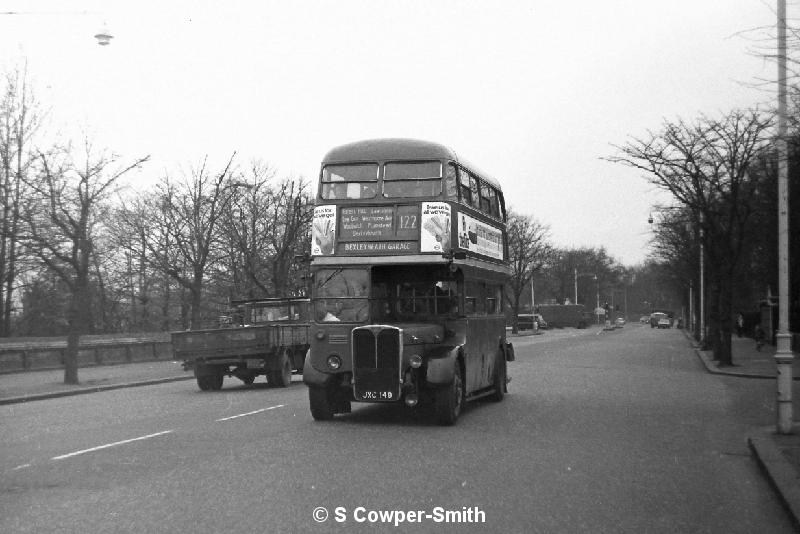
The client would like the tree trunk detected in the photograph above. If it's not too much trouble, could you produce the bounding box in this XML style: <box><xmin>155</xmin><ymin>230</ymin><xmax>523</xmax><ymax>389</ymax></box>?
<box><xmin>715</xmin><ymin>270</ymin><xmax>734</xmax><ymax>366</ymax></box>
<box><xmin>161</xmin><ymin>272</ymin><xmax>171</xmax><ymax>331</ymax></box>
<box><xmin>63</xmin><ymin>270</ymin><xmax>92</xmax><ymax>384</ymax></box>
<box><xmin>511</xmin><ymin>293</ymin><xmax>521</xmax><ymax>334</ymax></box>
<box><xmin>64</xmin><ymin>331</ymin><xmax>79</xmax><ymax>384</ymax></box>
<box><xmin>3</xmin><ymin>168</ymin><xmax>21</xmax><ymax>336</ymax></box>
<box><xmin>189</xmin><ymin>278</ymin><xmax>203</xmax><ymax>330</ymax></box>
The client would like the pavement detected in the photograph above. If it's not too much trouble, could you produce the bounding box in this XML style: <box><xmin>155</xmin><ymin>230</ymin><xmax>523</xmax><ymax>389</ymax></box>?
<box><xmin>0</xmin><ymin>360</ymin><xmax>192</xmax><ymax>405</ymax></box>
<box><xmin>690</xmin><ymin>330</ymin><xmax>800</xmax><ymax>531</ymax></box>
<box><xmin>1</xmin><ymin>329</ymin><xmax>799</xmax><ymax>527</ymax></box>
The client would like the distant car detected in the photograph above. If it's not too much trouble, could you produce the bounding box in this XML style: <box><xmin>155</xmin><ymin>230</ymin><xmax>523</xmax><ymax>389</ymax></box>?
<box><xmin>657</xmin><ymin>316</ymin><xmax>671</xmax><ymax>329</ymax></box>
<box><xmin>650</xmin><ymin>312</ymin><xmax>667</xmax><ymax>328</ymax></box>
<box><xmin>614</xmin><ymin>317</ymin><xmax>626</xmax><ymax>328</ymax></box>
<box><xmin>640</xmin><ymin>315</ymin><xmax>649</xmax><ymax>324</ymax></box>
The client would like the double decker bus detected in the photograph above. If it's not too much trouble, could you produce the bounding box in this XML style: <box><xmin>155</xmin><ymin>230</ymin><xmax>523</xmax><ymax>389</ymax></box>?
<box><xmin>303</xmin><ymin>138</ymin><xmax>514</xmax><ymax>425</ymax></box>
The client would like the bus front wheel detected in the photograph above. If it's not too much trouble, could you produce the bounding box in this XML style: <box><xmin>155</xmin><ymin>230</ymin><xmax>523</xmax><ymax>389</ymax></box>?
<box><xmin>309</xmin><ymin>386</ymin><xmax>335</xmax><ymax>421</ymax></box>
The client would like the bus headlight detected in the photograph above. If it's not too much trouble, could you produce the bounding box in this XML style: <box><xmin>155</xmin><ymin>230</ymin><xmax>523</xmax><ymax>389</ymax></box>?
<box><xmin>327</xmin><ymin>355</ymin><xmax>342</xmax><ymax>370</ymax></box>
<box><xmin>409</xmin><ymin>354</ymin><xmax>423</xmax><ymax>368</ymax></box>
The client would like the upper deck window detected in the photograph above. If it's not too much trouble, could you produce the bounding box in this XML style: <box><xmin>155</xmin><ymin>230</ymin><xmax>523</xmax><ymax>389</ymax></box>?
<box><xmin>458</xmin><ymin>168</ymin><xmax>471</xmax><ymax>204</ymax></box>
<box><xmin>486</xmin><ymin>187</ymin><xmax>500</xmax><ymax>218</ymax></box>
<box><xmin>444</xmin><ymin>164</ymin><xmax>458</xmax><ymax>199</ymax></box>
<box><xmin>468</xmin><ymin>175</ymin><xmax>481</xmax><ymax>209</ymax></box>
<box><xmin>479</xmin><ymin>182</ymin><xmax>492</xmax><ymax>213</ymax></box>
<box><xmin>383</xmin><ymin>161</ymin><xmax>443</xmax><ymax>198</ymax></box>
<box><xmin>321</xmin><ymin>164</ymin><xmax>378</xmax><ymax>200</ymax></box>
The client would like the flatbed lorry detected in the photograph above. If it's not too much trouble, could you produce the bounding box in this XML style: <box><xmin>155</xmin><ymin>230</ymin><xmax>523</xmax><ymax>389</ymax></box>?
<box><xmin>172</xmin><ymin>297</ymin><xmax>310</xmax><ymax>391</ymax></box>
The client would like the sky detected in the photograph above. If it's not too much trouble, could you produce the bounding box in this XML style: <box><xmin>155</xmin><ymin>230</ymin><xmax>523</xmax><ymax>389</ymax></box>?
<box><xmin>0</xmin><ymin>0</ymin><xmax>781</xmax><ymax>266</ymax></box>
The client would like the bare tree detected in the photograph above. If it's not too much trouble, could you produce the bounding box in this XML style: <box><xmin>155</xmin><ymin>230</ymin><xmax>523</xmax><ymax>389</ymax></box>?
<box><xmin>264</xmin><ymin>176</ymin><xmax>313</xmax><ymax>296</ymax></box>
<box><xmin>648</xmin><ymin>208</ymin><xmax>702</xmax><ymax>340</ymax></box>
<box><xmin>141</xmin><ymin>155</ymin><xmax>238</xmax><ymax>330</ymax></box>
<box><xmin>217</xmin><ymin>162</ymin><xmax>313</xmax><ymax>298</ymax></box>
<box><xmin>0</xmin><ymin>62</ymin><xmax>42</xmax><ymax>335</ymax></box>
<box><xmin>21</xmin><ymin>138</ymin><xmax>148</xmax><ymax>383</ymax></box>
<box><xmin>505</xmin><ymin>209</ymin><xmax>552</xmax><ymax>333</ymax></box>
<box><xmin>607</xmin><ymin>109</ymin><xmax>773</xmax><ymax>364</ymax></box>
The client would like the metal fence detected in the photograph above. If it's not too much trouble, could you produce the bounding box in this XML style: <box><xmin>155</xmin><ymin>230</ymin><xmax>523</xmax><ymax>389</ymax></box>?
<box><xmin>0</xmin><ymin>334</ymin><xmax>173</xmax><ymax>374</ymax></box>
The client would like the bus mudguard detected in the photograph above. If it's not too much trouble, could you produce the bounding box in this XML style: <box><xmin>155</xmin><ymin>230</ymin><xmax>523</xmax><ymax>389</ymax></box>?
<box><xmin>424</xmin><ymin>345</ymin><xmax>462</xmax><ymax>386</ymax></box>
<box><xmin>303</xmin><ymin>349</ymin><xmax>333</xmax><ymax>387</ymax></box>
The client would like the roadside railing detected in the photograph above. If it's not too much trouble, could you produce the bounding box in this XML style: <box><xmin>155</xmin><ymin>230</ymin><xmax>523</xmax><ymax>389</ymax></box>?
<box><xmin>0</xmin><ymin>333</ymin><xmax>173</xmax><ymax>374</ymax></box>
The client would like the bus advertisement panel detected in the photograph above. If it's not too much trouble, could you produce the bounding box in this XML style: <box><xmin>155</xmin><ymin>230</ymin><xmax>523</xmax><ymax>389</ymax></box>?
<box><xmin>312</xmin><ymin>201</ymin><xmax>502</xmax><ymax>261</ymax></box>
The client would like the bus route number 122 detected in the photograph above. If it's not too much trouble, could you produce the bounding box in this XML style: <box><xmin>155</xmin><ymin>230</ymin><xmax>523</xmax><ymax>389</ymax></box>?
<box><xmin>399</xmin><ymin>215</ymin><xmax>417</xmax><ymax>230</ymax></box>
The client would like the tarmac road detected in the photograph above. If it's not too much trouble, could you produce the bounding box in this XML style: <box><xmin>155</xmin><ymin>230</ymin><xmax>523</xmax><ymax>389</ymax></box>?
<box><xmin>0</xmin><ymin>324</ymin><xmax>794</xmax><ymax>533</ymax></box>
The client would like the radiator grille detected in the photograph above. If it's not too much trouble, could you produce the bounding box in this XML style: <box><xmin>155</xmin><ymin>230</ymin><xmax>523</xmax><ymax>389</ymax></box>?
<box><xmin>351</xmin><ymin>326</ymin><xmax>401</xmax><ymax>402</ymax></box>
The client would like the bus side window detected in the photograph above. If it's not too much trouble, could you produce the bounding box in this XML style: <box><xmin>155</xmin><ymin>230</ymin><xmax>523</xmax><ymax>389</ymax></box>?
<box><xmin>458</xmin><ymin>168</ymin><xmax>471</xmax><ymax>205</ymax></box>
<box><xmin>476</xmin><ymin>282</ymin><xmax>487</xmax><ymax>315</ymax></box>
<box><xmin>487</xmin><ymin>187</ymin><xmax>500</xmax><ymax>218</ymax></box>
<box><xmin>469</xmin><ymin>175</ymin><xmax>481</xmax><ymax>209</ymax></box>
<box><xmin>479</xmin><ymin>181</ymin><xmax>491</xmax><ymax>214</ymax></box>
<box><xmin>486</xmin><ymin>284</ymin><xmax>503</xmax><ymax>314</ymax></box>
<box><xmin>445</xmin><ymin>163</ymin><xmax>458</xmax><ymax>200</ymax></box>
<box><xmin>465</xmin><ymin>280</ymin><xmax>484</xmax><ymax>315</ymax></box>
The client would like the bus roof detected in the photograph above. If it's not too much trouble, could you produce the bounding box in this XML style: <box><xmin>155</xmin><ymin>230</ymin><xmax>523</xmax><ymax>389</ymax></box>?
<box><xmin>321</xmin><ymin>138</ymin><xmax>502</xmax><ymax>190</ymax></box>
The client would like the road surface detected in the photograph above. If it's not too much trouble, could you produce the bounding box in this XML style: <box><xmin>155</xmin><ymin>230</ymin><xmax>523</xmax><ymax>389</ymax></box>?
<box><xmin>0</xmin><ymin>325</ymin><xmax>793</xmax><ymax>533</ymax></box>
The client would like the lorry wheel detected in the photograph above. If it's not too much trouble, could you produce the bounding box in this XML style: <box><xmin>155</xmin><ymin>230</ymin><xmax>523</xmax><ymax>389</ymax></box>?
<box><xmin>208</xmin><ymin>372</ymin><xmax>224</xmax><ymax>390</ymax></box>
<box><xmin>434</xmin><ymin>364</ymin><xmax>464</xmax><ymax>426</ymax></box>
<box><xmin>197</xmin><ymin>375</ymin><xmax>212</xmax><ymax>391</ymax></box>
<box><xmin>309</xmin><ymin>386</ymin><xmax>335</xmax><ymax>421</ymax></box>
<box><xmin>271</xmin><ymin>350</ymin><xmax>292</xmax><ymax>388</ymax></box>
<box><xmin>489</xmin><ymin>354</ymin><xmax>506</xmax><ymax>402</ymax></box>
<box><xmin>197</xmin><ymin>373</ymin><xmax>223</xmax><ymax>391</ymax></box>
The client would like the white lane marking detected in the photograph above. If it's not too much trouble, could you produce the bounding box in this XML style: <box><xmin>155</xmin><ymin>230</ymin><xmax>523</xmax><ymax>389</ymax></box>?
<box><xmin>13</xmin><ymin>463</ymin><xmax>31</xmax><ymax>470</ymax></box>
<box><xmin>51</xmin><ymin>430</ymin><xmax>174</xmax><ymax>461</ymax></box>
<box><xmin>215</xmin><ymin>404</ymin><xmax>285</xmax><ymax>422</ymax></box>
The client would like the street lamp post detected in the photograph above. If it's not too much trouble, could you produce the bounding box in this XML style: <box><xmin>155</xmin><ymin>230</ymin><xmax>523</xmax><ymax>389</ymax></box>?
<box><xmin>698</xmin><ymin>216</ymin><xmax>705</xmax><ymax>346</ymax></box>
<box><xmin>574</xmin><ymin>268</ymin><xmax>578</xmax><ymax>305</ymax></box>
<box><xmin>775</xmin><ymin>0</ymin><xmax>794</xmax><ymax>434</ymax></box>
<box><xmin>530</xmin><ymin>277</ymin><xmax>535</xmax><ymax>312</ymax></box>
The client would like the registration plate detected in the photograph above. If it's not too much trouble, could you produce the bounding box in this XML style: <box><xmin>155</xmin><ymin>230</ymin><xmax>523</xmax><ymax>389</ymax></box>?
<box><xmin>359</xmin><ymin>390</ymin><xmax>395</xmax><ymax>401</ymax></box>
<box><xmin>246</xmin><ymin>359</ymin><xmax>263</xmax><ymax>369</ymax></box>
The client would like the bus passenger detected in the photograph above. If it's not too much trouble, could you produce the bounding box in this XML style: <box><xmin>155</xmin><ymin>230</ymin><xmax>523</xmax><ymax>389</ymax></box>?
<box><xmin>321</xmin><ymin>301</ymin><xmax>342</xmax><ymax>322</ymax></box>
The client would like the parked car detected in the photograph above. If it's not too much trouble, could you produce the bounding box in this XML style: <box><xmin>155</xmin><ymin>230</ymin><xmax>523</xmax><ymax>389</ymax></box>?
<box><xmin>640</xmin><ymin>315</ymin><xmax>650</xmax><ymax>324</ymax></box>
<box><xmin>614</xmin><ymin>317</ymin><xmax>626</xmax><ymax>328</ymax></box>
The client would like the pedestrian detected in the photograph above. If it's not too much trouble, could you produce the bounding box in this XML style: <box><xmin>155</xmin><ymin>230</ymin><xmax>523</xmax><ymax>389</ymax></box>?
<box><xmin>736</xmin><ymin>313</ymin><xmax>744</xmax><ymax>338</ymax></box>
<box><xmin>754</xmin><ymin>323</ymin><xmax>765</xmax><ymax>352</ymax></box>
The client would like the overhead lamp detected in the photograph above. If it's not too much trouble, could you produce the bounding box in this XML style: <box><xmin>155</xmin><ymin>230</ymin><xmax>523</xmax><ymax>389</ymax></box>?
<box><xmin>95</xmin><ymin>26</ymin><xmax>113</xmax><ymax>46</ymax></box>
